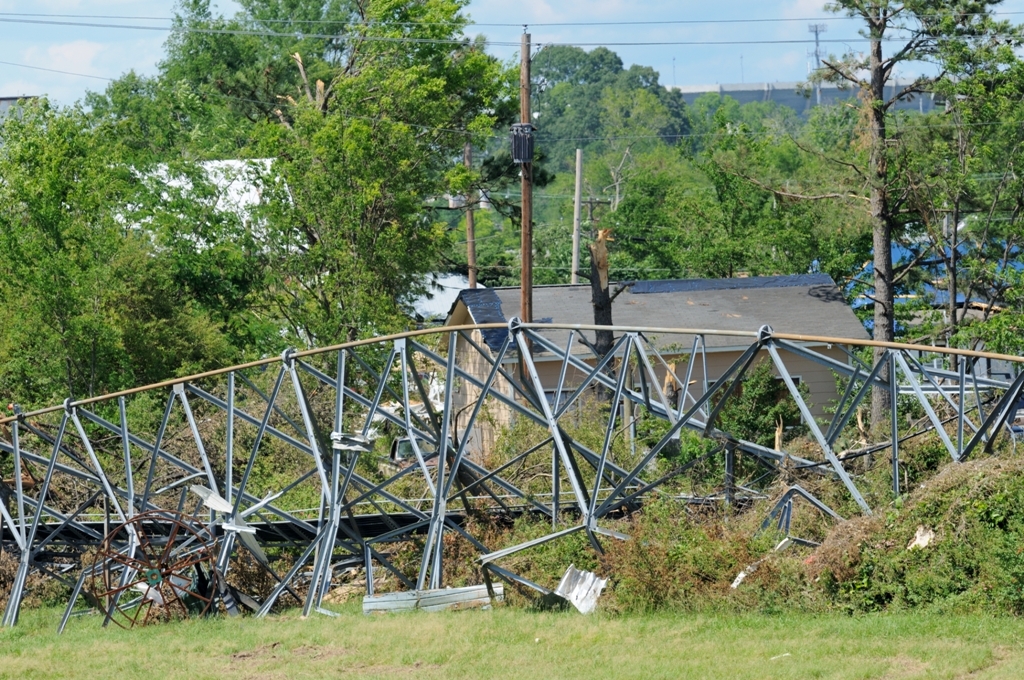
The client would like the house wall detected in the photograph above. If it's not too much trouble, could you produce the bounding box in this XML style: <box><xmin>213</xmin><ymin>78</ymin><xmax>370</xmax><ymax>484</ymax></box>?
<box><xmin>674</xmin><ymin>345</ymin><xmax>849</xmax><ymax>419</ymax></box>
<box><xmin>452</xmin><ymin>336</ymin><xmax>851</xmax><ymax>460</ymax></box>
<box><xmin>451</xmin><ymin>328</ymin><xmax>515</xmax><ymax>460</ymax></box>
<box><xmin>531</xmin><ymin>344</ymin><xmax>846</xmax><ymax>416</ymax></box>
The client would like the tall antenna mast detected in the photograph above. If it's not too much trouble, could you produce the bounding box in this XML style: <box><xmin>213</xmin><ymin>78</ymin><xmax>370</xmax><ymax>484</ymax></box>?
<box><xmin>808</xmin><ymin>23</ymin><xmax>827</xmax><ymax>106</ymax></box>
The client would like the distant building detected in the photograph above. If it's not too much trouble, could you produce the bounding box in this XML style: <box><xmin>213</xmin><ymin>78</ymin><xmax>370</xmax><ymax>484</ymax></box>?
<box><xmin>0</xmin><ymin>96</ymin><xmax>36</xmax><ymax>119</ymax></box>
<box><xmin>674</xmin><ymin>80</ymin><xmax>941</xmax><ymax>115</ymax></box>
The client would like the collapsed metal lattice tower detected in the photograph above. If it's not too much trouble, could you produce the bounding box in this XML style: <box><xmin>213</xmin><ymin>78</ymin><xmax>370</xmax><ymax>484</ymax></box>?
<box><xmin>0</xmin><ymin>321</ymin><xmax>1021</xmax><ymax>628</ymax></box>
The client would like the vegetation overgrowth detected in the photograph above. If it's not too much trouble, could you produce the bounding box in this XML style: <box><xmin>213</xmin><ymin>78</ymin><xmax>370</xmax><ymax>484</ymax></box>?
<box><xmin>398</xmin><ymin>448</ymin><xmax>1024</xmax><ymax>618</ymax></box>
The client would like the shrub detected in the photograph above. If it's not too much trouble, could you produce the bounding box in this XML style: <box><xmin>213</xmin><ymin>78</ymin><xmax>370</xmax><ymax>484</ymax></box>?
<box><xmin>600</xmin><ymin>497</ymin><xmax>782</xmax><ymax>612</ymax></box>
<box><xmin>813</xmin><ymin>457</ymin><xmax>1024</xmax><ymax>614</ymax></box>
<box><xmin>715</xmin><ymin>359</ymin><xmax>806</xmax><ymax>448</ymax></box>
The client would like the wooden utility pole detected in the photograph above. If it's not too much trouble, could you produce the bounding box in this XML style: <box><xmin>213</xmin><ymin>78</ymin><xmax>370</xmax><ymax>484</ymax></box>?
<box><xmin>571</xmin><ymin>148</ymin><xmax>582</xmax><ymax>285</ymax></box>
<box><xmin>520</xmin><ymin>32</ymin><xmax>533</xmax><ymax>323</ymax></box>
<box><xmin>583</xmin><ymin>196</ymin><xmax>611</xmax><ymax>233</ymax></box>
<box><xmin>464</xmin><ymin>142</ymin><xmax>477</xmax><ymax>288</ymax></box>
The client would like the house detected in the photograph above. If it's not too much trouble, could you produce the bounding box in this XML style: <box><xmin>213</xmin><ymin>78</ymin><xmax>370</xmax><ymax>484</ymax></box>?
<box><xmin>444</xmin><ymin>274</ymin><xmax>869</xmax><ymax>456</ymax></box>
<box><xmin>0</xmin><ymin>96</ymin><xmax>34</xmax><ymax>116</ymax></box>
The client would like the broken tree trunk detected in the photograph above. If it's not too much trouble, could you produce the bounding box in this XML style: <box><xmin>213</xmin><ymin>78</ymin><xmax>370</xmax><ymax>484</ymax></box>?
<box><xmin>589</xmin><ymin>229</ymin><xmax>614</xmax><ymax>359</ymax></box>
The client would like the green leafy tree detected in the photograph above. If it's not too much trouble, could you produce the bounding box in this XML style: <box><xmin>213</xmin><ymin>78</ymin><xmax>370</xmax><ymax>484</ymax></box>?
<box><xmin>532</xmin><ymin>45</ymin><xmax>688</xmax><ymax>173</ymax></box>
<box><xmin>716</xmin><ymin>360</ymin><xmax>806</xmax><ymax>448</ymax></box>
<box><xmin>595</xmin><ymin>86</ymin><xmax>672</xmax><ymax>210</ymax></box>
<box><xmin>610</xmin><ymin>107</ymin><xmax>869</xmax><ymax>284</ymax></box>
<box><xmin>0</xmin><ymin>102</ymin><xmax>237</xmax><ymax>406</ymax></box>
<box><xmin>89</xmin><ymin>0</ymin><xmax>515</xmax><ymax>346</ymax></box>
<box><xmin>899</xmin><ymin>38</ymin><xmax>1024</xmax><ymax>354</ymax></box>
<box><xmin>820</xmin><ymin>0</ymin><xmax>1009</xmax><ymax>424</ymax></box>
<box><xmin>239</xmin><ymin>2</ymin><xmax>512</xmax><ymax>344</ymax></box>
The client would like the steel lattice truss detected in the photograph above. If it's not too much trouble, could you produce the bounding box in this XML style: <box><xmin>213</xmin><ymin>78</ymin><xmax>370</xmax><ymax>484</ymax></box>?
<box><xmin>1</xmin><ymin>321</ymin><xmax>1022</xmax><ymax>628</ymax></box>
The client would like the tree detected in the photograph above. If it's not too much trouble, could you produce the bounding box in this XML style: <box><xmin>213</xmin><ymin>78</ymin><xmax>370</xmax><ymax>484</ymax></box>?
<box><xmin>235</xmin><ymin>2</ymin><xmax>512</xmax><ymax>344</ymax></box>
<box><xmin>0</xmin><ymin>102</ymin><xmax>237</xmax><ymax>407</ymax></box>
<box><xmin>93</xmin><ymin>0</ymin><xmax>515</xmax><ymax>346</ymax></box>
<box><xmin>596</xmin><ymin>86</ymin><xmax>672</xmax><ymax>210</ymax></box>
<box><xmin>610</xmin><ymin>108</ymin><xmax>868</xmax><ymax>285</ymax></box>
<box><xmin>898</xmin><ymin>36</ymin><xmax>1024</xmax><ymax>359</ymax></box>
<box><xmin>819</xmin><ymin>0</ymin><xmax>1007</xmax><ymax>426</ymax></box>
<box><xmin>161</xmin><ymin>0</ymin><xmax>350</xmax><ymax>125</ymax></box>
<box><xmin>531</xmin><ymin>45</ymin><xmax>688</xmax><ymax>173</ymax></box>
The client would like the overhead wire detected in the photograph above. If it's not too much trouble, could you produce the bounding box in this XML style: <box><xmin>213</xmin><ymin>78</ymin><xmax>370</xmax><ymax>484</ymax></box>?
<box><xmin>4</xmin><ymin>8</ymin><xmax>1024</xmax><ymax>153</ymax></box>
<box><xmin>3</xmin><ymin>9</ymin><xmax>1024</xmax><ymax>27</ymax></box>
<box><xmin>0</xmin><ymin>14</ymin><xmax>1021</xmax><ymax>48</ymax></box>
<box><xmin>0</xmin><ymin>60</ymin><xmax>112</xmax><ymax>81</ymax></box>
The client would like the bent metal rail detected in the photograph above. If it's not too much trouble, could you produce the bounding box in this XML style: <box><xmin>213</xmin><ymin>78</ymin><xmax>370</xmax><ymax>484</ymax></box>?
<box><xmin>1</xmin><ymin>321</ymin><xmax>1021</xmax><ymax>628</ymax></box>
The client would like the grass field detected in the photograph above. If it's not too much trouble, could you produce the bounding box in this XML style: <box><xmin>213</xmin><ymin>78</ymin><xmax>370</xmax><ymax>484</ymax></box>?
<box><xmin>1</xmin><ymin>604</ymin><xmax>1023</xmax><ymax>679</ymax></box>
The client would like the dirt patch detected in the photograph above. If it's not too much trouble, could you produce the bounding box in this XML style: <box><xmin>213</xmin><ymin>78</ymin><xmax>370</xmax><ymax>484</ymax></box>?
<box><xmin>338</xmin><ymin>661</ymin><xmax>442</xmax><ymax>676</ymax></box>
<box><xmin>291</xmin><ymin>644</ymin><xmax>347</xmax><ymax>661</ymax></box>
<box><xmin>232</xmin><ymin>641</ymin><xmax>281</xmax><ymax>660</ymax></box>
<box><xmin>881</xmin><ymin>654</ymin><xmax>929</xmax><ymax>679</ymax></box>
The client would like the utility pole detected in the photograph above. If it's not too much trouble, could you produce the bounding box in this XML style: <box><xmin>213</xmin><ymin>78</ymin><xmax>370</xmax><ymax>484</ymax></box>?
<box><xmin>519</xmin><ymin>32</ymin><xmax>533</xmax><ymax>323</ymax></box>
<box><xmin>808</xmin><ymin>23</ymin><xmax>826</xmax><ymax>106</ymax></box>
<box><xmin>571</xmin><ymin>149</ymin><xmax>582</xmax><ymax>285</ymax></box>
<box><xmin>583</xmin><ymin>196</ymin><xmax>611</xmax><ymax>234</ymax></box>
<box><xmin>464</xmin><ymin>142</ymin><xmax>477</xmax><ymax>288</ymax></box>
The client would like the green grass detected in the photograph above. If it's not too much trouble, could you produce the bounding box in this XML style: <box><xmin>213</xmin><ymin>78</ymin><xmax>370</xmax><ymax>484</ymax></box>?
<box><xmin>2</xmin><ymin>604</ymin><xmax>1023</xmax><ymax>679</ymax></box>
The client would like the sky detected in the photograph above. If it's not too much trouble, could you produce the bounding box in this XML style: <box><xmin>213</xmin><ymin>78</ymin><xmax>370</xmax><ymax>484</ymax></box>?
<box><xmin>4</xmin><ymin>0</ymin><xmax>1024</xmax><ymax>105</ymax></box>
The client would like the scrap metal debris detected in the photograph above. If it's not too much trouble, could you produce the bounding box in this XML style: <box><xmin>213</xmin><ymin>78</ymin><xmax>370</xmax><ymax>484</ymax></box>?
<box><xmin>362</xmin><ymin>584</ymin><xmax>502</xmax><ymax>614</ymax></box>
<box><xmin>731</xmin><ymin>537</ymin><xmax>793</xmax><ymax>589</ymax></box>
<box><xmin>554</xmin><ymin>564</ymin><xmax>607</xmax><ymax>614</ymax></box>
<box><xmin>0</xmin><ymin>318</ymin><xmax>1016</xmax><ymax>631</ymax></box>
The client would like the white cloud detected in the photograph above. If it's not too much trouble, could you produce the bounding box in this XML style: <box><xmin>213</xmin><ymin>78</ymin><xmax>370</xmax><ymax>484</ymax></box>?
<box><xmin>26</xmin><ymin>40</ymin><xmax>107</xmax><ymax>76</ymax></box>
<box><xmin>0</xmin><ymin>79</ymin><xmax>38</xmax><ymax>97</ymax></box>
<box><xmin>781</xmin><ymin>0</ymin><xmax>831</xmax><ymax>19</ymax></box>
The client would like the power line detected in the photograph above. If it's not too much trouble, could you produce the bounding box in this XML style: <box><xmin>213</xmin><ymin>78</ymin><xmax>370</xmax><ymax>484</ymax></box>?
<box><xmin>2</xmin><ymin>10</ymin><xmax>1023</xmax><ymax>27</ymax></box>
<box><xmin>0</xmin><ymin>60</ymin><xmax>113</xmax><ymax>81</ymax></box>
<box><xmin>480</xmin><ymin>11</ymin><xmax>1024</xmax><ymax>28</ymax></box>
<box><xmin>0</xmin><ymin>17</ymin><xmax>493</xmax><ymax>45</ymax></box>
<box><xmin>0</xmin><ymin>12</ymin><xmax>171</xmax><ymax>21</ymax></box>
<box><xmin>0</xmin><ymin>15</ymin><xmax>1019</xmax><ymax>49</ymax></box>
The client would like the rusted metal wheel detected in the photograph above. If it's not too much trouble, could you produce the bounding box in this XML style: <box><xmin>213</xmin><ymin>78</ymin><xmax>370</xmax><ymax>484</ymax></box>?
<box><xmin>86</xmin><ymin>511</ymin><xmax>220</xmax><ymax>628</ymax></box>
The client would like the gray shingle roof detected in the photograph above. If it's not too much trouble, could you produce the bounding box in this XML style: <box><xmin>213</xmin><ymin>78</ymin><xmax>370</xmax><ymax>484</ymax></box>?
<box><xmin>450</xmin><ymin>275</ymin><xmax>868</xmax><ymax>353</ymax></box>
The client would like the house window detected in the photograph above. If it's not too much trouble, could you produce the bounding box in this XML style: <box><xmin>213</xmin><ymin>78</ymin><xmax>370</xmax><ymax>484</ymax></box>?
<box><xmin>544</xmin><ymin>389</ymin><xmax>576</xmax><ymax>410</ymax></box>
